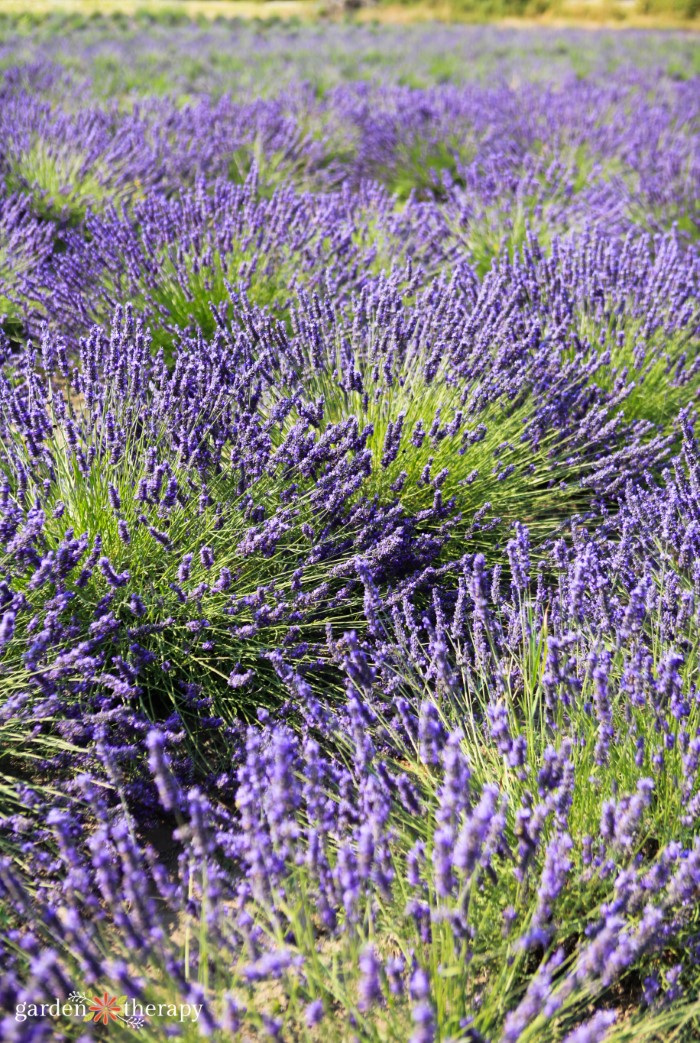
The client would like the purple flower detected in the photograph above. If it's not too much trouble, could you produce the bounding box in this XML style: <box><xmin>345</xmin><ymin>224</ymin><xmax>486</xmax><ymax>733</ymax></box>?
<box><xmin>411</xmin><ymin>1002</ymin><xmax>436</xmax><ymax>1043</ymax></box>
<box><xmin>305</xmin><ymin>999</ymin><xmax>324</xmax><ymax>1027</ymax></box>
<box><xmin>146</xmin><ymin>730</ymin><xmax>181</xmax><ymax>812</ymax></box>
<box><xmin>178</xmin><ymin>554</ymin><xmax>193</xmax><ymax>584</ymax></box>
<box><xmin>358</xmin><ymin>945</ymin><xmax>383</xmax><ymax>1011</ymax></box>
<box><xmin>108</xmin><ymin>483</ymin><xmax>122</xmax><ymax>512</ymax></box>
<box><xmin>228</xmin><ymin>667</ymin><xmax>254</xmax><ymax>688</ymax></box>
<box><xmin>562</xmin><ymin>1011</ymin><xmax>617</xmax><ymax>1043</ymax></box>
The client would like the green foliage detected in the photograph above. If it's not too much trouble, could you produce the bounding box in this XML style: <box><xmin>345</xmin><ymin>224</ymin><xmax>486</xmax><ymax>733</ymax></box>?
<box><xmin>104</xmin><ymin>243</ymin><xmax>295</xmax><ymax>352</ymax></box>
<box><xmin>383</xmin><ymin>140</ymin><xmax>466</xmax><ymax>201</ymax></box>
<box><xmin>0</xmin><ymin>388</ymin><xmax>349</xmax><ymax>734</ymax></box>
<box><xmin>572</xmin><ymin>319</ymin><xmax>700</xmax><ymax>429</ymax></box>
<box><xmin>5</xmin><ymin>141</ymin><xmax>116</xmax><ymax>225</ymax></box>
<box><xmin>277</xmin><ymin>339</ymin><xmax>592</xmax><ymax>551</ymax></box>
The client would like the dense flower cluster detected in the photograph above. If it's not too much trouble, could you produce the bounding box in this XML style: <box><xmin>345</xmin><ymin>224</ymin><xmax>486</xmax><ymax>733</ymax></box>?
<box><xmin>0</xmin><ymin>19</ymin><xmax>698</xmax><ymax>1043</ymax></box>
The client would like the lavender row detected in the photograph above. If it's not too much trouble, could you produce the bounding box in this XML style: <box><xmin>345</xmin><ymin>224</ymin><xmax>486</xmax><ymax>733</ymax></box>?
<box><xmin>0</xmin><ymin>55</ymin><xmax>697</xmax><ymax>347</ymax></box>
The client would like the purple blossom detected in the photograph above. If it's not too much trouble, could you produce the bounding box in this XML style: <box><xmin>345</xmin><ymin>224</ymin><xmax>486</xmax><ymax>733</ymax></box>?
<box><xmin>562</xmin><ymin>1011</ymin><xmax>617</xmax><ymax>1043</ymax></box>
<box><xmin>358</xmin><ymin>945</ymin><xmax>383</xmax><ymax>1011</ymax></box>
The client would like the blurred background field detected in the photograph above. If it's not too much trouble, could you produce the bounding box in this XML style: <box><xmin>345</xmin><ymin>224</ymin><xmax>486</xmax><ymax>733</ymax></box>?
<box><xmin>1</xmin><ymin>0</ymin><xmax>698</xmax><ymax>30</ymax></box>
<box><xmin>1</xmin><ymin>9</ymin><xmax>698</xmax><ymax>99</ymax></box>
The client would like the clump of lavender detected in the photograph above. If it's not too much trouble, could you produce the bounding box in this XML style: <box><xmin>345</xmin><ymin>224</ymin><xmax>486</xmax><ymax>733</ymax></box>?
<box><xmin>50</xmin><ymin>173</ymin><xmax>408</xmax><ymax>353</ymax></box>
<box><xmin>1</xmin><ymin>245</ymin><xmax>683</xmax><ymax>775</ymax></box>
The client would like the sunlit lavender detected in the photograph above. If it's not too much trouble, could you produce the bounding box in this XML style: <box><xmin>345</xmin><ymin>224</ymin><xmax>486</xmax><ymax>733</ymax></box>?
<box><xmin>0</xmin><ymin>15</ymin><xmax>699</xmax><ymax>1043</ymax></box>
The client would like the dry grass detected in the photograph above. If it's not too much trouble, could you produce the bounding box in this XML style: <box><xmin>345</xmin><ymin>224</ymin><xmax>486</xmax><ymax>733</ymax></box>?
<box><xmin>357</xmin><ymin>1</ymin><xmax>698</xmax><ymax>26</ymax></box>
<box><xmin>0</xmin><ymin>0</ymin><xmax>319</xmax><ymax>20</ymax></box>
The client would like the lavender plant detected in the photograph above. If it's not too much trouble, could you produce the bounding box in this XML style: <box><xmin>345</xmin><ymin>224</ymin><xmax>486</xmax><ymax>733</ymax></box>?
<box><xmin>48</xmin><ymin>175</ymin><xmax>403</xmax><ymax>350</ymax></box>
<box><xmin>0</xmin><ymin>195</ymin><xmax>55</xmax><ymax>347</ymax></box>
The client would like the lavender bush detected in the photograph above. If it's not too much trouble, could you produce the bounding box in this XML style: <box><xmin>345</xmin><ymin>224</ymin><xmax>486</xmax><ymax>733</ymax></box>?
<box><xmin>0</xmin><ymin>18</ymin><xmax>699</xmax><ymax>1042</ymax></box>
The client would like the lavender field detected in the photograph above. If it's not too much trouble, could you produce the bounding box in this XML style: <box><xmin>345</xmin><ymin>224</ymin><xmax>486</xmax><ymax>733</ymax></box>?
<box><xmin>0</xmin><ymin>16</ymin><xmax>699</xmax><ymax>1042</ymax></box>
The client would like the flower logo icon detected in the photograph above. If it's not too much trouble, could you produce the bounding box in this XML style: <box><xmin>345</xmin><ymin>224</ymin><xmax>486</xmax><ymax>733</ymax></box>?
<box><xmin>88</xmin><ymin>992</ymin><xmax>122</xmax><ymax>1026</ymax></box>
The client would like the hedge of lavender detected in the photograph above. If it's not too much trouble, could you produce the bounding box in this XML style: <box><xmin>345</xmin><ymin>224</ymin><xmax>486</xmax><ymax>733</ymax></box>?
<box><xmin>1</xmin><ymin>19</ymin><xmax>699</xmax><ymax>1042</ymax></box>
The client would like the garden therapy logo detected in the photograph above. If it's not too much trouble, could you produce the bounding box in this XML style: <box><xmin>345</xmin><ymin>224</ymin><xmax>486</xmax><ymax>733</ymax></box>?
<box><xmin>14</xmin><ymin>989</ymin><xmax>204</xmax><ymax>1027</ymax></box>
<box><xmin>87</xmin><ymin>992</ymin><xmax>139</xmax><ymax>1029</ymax></box>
